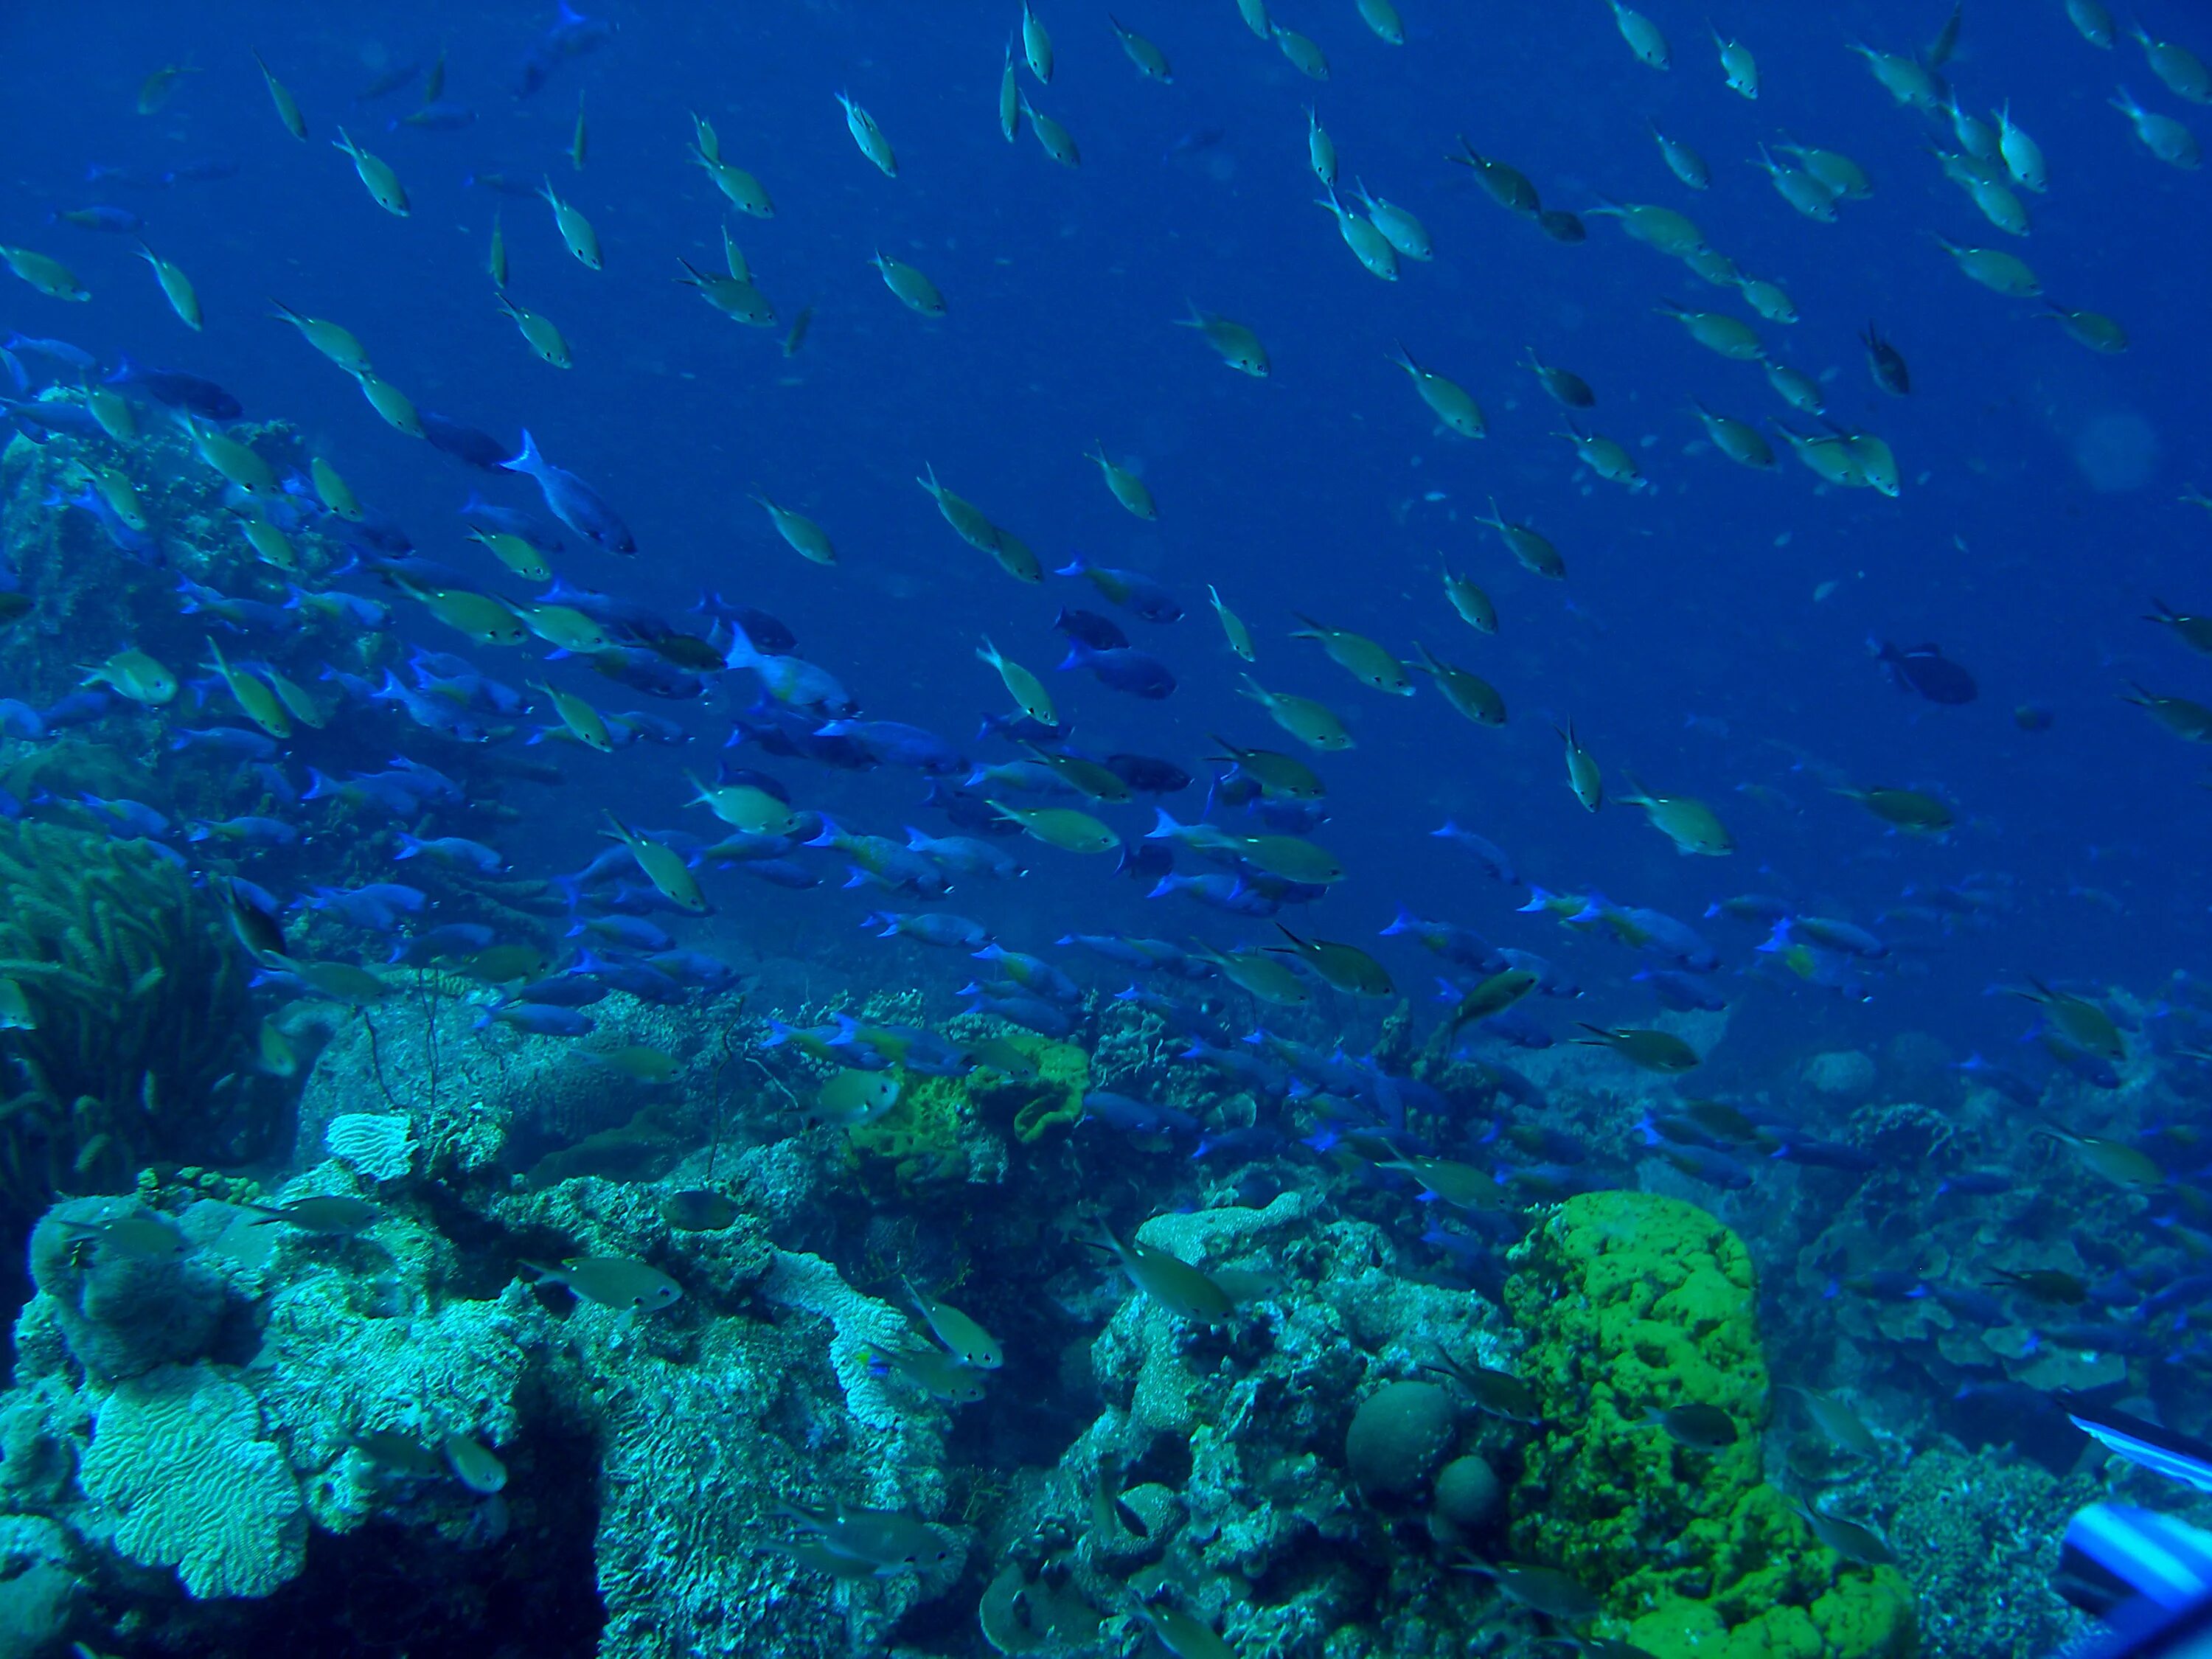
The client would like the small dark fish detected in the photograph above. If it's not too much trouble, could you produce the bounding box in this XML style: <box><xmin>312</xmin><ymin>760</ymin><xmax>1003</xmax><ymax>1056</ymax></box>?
<box><xmin>1116</xmin><ymin>838</ymin><xmax>1175</xmax><ymax>883</ymax></box>
<box><xmin>1060</xmin><ymin>642</ymin><xmax>1175</xmax><ymax>699</ymax></box>
<box><xmin>104</xmin><ymin>354</ymin><xmax>241</xmax><ymax>420</ymax></box>
<box><xmin>1052</xmin><ymin>605</ymin><xmax>1129</xmax><ymax>650</ymax></box>
<box><xmin>1080</xmin><ymin>1090</ymin><xmax>1199</xmax><ymax>1135</ymax></box>
<box><xmin>1838</xmin><ymin>1270</ymin><xmax>1926</xmax><ymax>1302</ymax></box>
<box><xmin>1792</xmin><ymin>1500</ymin><xmax>1895</xmax><ymax>1566</ymax></box>
<box><xmin>1873</xmin><ymin>639</ymin><xmax>1976</xmax><ymax>705</ymax></box>
<box><xmin>1770</xmin><ymin>1136</ymin><xmax>1879</xmax><ymax>1172</ymax></box>
<box><xmin>465</xmin><ymin>170</ymin><xmax>545</xmax><ymax>198</ymax></box>
<box><xmin>1658</xmin><ymin>1144</ymin><xmax>1753</xmax><ymax>1188</ymax></box>
<box><xmin>1431</xmin><ymin>820</ymin><xmax>1520</xmax><ymax>884</ymax></box>
<box><xmin>1988</xmin><ymin>1267</ymin><xmax>2088</xmax><ymax>1304</ymax></box>
<box><xmin>1458</xmin><ymin>1560</ymin><xmax>1601</xmax><ymax>1622</ymax></box>
<box><xmin>220</xmin><ymin>876</ymin><xmax>289</xmax><ymax>960</ymax></box>
<box><xmin>1958</xmin><ymin>1052</ymin><xmax>2040</xmax><ymax>1108</ymax></box>
<box><xmin>354</xmin><ymin>1428</ymin><xmax>445</xmax><ymax>1478</ymax></box>
<box><xmin>395</xmin><ymin>100</ymin><xmax>477</xmax><ymax>131</ymax></box>
<box><xmin>1162</xmin><ymin>127</ymin><xmax>1227</xmax><ymax>164</ymax></box>
<box><xmin>1926</xmin><ymin>0</ymin><xmax>1964</xmax><ymax>68</ymax></box>
<box><xmin>1641</xmin><ymin>1402</ymin><xmax>1739</xmax><ymax>1450</ymax></box>
<box><xmin>1936</xmin><ymin>1169</ymin><xmax>2014</xmax><ymax>1197</ymax></box>
<box><xmin>161</xmin><ymin>159</ymin><xmax>240</xmax><ymax>184</ymax></box>
<box><xmin>1862</xmin><ymin>323</ymin><xmax>1910</xmax><ymax>394</ymax></box>
<box><xmin>1057</xmin><ymin>556</ymin><xmax>1182</xmax><ymax>622</ymax></box>
<box><xmin>1191</xmin><ymin>1124</ymin><xmax>1282</xmax><ymax>1160</ymax></box>
<box><xmin>83</xmin><ymin>162</ymin><xmax>167</xmax><ymax>189</ymax></box>
<box><xmin>422</xmin><ymin>412</ymin><xmax>511</xmax><ymax>470</ymax></box>
<box><xmin>814</xmin><ymin>719</ymin><xmax>963</xmax><ymax>773</ymax></box>
<box><xmin>514</xmin><ymin>975</ymin><xmax>608</xmax><ymax>1008</ymax></box>
<box><xmin>1634</xmin><ymin>967</ymin><xmax>1728</xmax><ymax>1012</ymax></box>
<box><xmin>1424</xmin><ymin>1345</ymin><xmax>1543</xmax><ymax>1424</ymax></box>
<box><xmin>248</xmin><ymin>1196</ymin><xmax>380</xmax><ymax>1234</ymax></box>
<box><xmin>1104</xmin><ymin>753</ymin><xmax>1191</xmax><ymax>794</ymax></box>
<box><xmin>924</xmin><ymin>782</ymin><xmax>1024</xmax><ymax>836</ymax></box>
<box><xmin>695</xmin><ymin>595</ymin><xmax>796</xmax><ymax>654</ymax></box>
<box><xmin>354</xmin><ymin>59</ymin><xmax>425</xmax><ymax>102</ymax></box>
<box><xmin>480</xmin><ymin>1002</ymin><xmax>597</xmax><ymax>1037</ymax></box>
<box><xmin>48</xmin><ymin>205</ymin><xmax>143</xmax><ymax>233</ymax></box>
<box><xmin>2013</xmin><ymin>703</ymin><xmax>2054</xmax><ymax>732</ymax></box>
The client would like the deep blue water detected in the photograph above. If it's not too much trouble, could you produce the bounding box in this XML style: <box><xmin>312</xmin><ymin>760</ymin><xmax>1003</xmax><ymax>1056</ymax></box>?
<box><xmin>4</xmin><ymin>0</ymin><xmax>2208</xmax><ymax>1075</ymax></box>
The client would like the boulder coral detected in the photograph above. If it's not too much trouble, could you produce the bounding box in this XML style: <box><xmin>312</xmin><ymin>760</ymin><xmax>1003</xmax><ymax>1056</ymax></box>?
<box><xmin>1344</xmin><ymin>1380</ymin><xmax>1457</xmax><ymax>1500</ymax></box>
<box><xmin>1506</xmin><ymin>1190</ymin><xmax>1915</xmax><ymax>1659</ymax></box>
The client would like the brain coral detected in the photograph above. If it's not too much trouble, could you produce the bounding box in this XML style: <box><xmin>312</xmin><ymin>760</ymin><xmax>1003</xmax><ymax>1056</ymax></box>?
<box><xmin>324</xmin><ymin>1113</ymin><xmax>414</xmax><ymax>1180</ymax></box>
<box><xmin>1505</xmin><ymin>1190</ymin><xmax>1914</xmax><ymax>1659</ymax></box>
<box><xmin>80</xmin><ymin>1362</ymin><xmax>305</xmax><ymax>1599</ymax></box>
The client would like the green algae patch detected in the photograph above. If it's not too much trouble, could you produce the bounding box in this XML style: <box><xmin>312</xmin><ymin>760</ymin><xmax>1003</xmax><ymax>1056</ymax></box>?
<box><xmin>1506</xmin><ymin>1191</ymin><xmax>1913</xmax><ymax>1659</ymax></box>
<box><xmin>845</xmin><ymin>1035</ymin><xmax>1088</xmax><ymax>1188</ymax></box>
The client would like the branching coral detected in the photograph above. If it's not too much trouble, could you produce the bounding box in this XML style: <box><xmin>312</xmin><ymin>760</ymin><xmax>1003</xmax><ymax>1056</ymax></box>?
<box><xmin>0</xmin><ymin>821</ymin><xmax>263</xmax><ymax>1208</ymax></box>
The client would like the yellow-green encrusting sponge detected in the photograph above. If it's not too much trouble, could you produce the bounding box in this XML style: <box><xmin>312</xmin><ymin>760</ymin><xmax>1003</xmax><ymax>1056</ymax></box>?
<box><xmin>1505</xmin><ymin>1191</ymin><xmax>1915</xmax><ymax>1659</ymax></box>
<box><xmin>846</xmin><ymin>1034</ymin><xmax>1089</xmax><ymax>1189</ymax></box>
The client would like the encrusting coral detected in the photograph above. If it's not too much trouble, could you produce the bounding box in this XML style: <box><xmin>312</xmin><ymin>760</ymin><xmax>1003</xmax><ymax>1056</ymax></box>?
<box><xmin>1506</xmin><ymin>1190</ymin><xmax>1916</xmax><ymax>1659</ymax></box>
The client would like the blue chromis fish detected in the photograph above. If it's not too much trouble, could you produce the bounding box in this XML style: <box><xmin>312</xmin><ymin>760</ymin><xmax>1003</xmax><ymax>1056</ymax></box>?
<box><xmin>501</xmin><ymin>429</ymin><xmax>636</xmax><ymax>554</ymax></box>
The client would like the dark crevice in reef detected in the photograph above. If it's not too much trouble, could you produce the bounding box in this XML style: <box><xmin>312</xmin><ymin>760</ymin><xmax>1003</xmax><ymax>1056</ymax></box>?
<box><xmin>134</xmin><ymin>1412</ymin><xmax>607</xmax><ymax>1657</ymax></box>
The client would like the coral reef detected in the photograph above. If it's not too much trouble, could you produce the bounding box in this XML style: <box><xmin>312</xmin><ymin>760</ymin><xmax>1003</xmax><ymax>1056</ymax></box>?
<box><xmin>27</xmin><ymin>1196</ymin><xmax>230</xmax><ymax>1380</ymax></box>
<box><xmin>837</xmin><ymin>1027</ymin><xmax>1086</xmax><ymax>1193</ymax></box>
<box><xmin>973</xmin><ymin>1193</ymin><xmax>1519</xmax><ymax>1658</ymax></box>
<box><xmin>1886</xmin><ymin>1447</ymin><xmax>2097</xmax><ymax>1659</ymax></box>
<box><xmin>324</xmin><ymin>1112</ymin><xmax>414</xmax><ymax>1181</ymax></box>
<box><xmin>0</xmin><ymin>1513</ymin><xmax>85</xmax><ymax>1658</ymax></box>
<box><xmin>1506</xmin><ymin>1190</ymin><xmax>1915</xmax><ymax>1659</ymax></box>
<box><xmin>78</xmin><ymin>1361</ymin><xmax>305</xmax><ymax>1599</ymax></box>
<box><xmin>0</xmin><ymin>1134</ymin><xmax>964</xmax><ymax>1654</ymax></box>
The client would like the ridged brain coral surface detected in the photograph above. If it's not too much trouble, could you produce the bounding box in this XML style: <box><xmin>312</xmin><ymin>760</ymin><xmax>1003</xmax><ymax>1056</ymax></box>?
<box><xmin>324</xmin><ymin>1113</ymin><xmax>416</xmax><ymax>1181</ymax></box>
<box><xmin>80</xmin><ymin>1363</ymin><xmax>305</xmax><ymax>1600</ymax></box>
<box><xmin>1506</xmin><ymin>1191</ymin><xmax>1915</xmax><ymax>1659</ymax></box>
